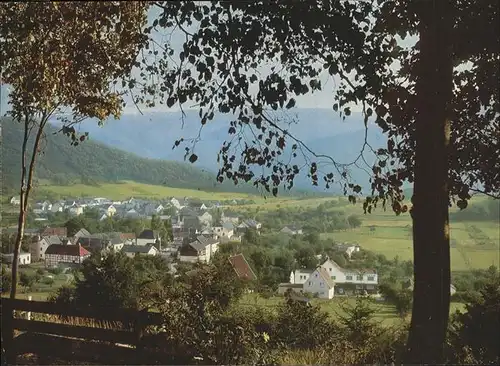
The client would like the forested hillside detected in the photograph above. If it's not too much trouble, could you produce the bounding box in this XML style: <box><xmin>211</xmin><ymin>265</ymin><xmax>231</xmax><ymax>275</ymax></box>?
<box><xmin>0</xmin><ymin>118</ymin><xmax>251</xmax><ymax>195</ymax></box>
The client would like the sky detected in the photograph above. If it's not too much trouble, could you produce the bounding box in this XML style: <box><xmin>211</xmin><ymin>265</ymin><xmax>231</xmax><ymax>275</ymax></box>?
<box><xmin>1</xmin><ymin>4</ymin><xmax>417</xmax><ymax>118</ymax></box>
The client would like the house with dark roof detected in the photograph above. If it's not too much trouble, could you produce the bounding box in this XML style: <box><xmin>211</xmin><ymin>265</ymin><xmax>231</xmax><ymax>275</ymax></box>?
<box><xmin>236</xmin><ymin>219</ymin><xmax>262</xmax><ymax>234</ymax></box>
<box><xmin>121</xmin><ymin>244</ymin><xmax>158</xmax><ymax>258</ymax></box>
<box><xmin>40</xmin><ymin>227</ymin><xmax>67</xmax><ymax>237</ymax></box>
<box><xmin>72</xmin><ymin>228</ymin><xmax>91</xmax><ymax>240</ymax></box>
<box><xmin>136</xmin><ymin>229</ymin><xmax>161</xmax><ymax>247</ymax></box>
<box><xmin>280</xmin><ymin>225</ymin><xmax>303</xmax><ymax>235</ymax></box>
<box><xmin>44</xmin><ymin>244</ymin><xmax>91</xmax><ymax>268</ymax></box>
<box><xmin>31</xmin><ymin>235</ymin><xmax>63</xmax><ymax>261</ymax></box>
<box><xmin>178</xmin><ymin>235</ymin><xmax>219</xmax><ymax>263</ymax></box>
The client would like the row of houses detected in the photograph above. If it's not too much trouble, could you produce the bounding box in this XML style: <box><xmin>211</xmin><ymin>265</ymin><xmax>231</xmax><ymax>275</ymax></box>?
<box><xmin>11</xmin><ymin>195</ymin><xmax>255</xmax><ymax>220</ymax></box>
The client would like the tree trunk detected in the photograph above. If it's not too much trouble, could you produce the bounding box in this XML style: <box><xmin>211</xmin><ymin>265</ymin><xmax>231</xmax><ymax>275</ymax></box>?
<box><xmin>10</xmin><ymin>116</ymin><xmax>46</xmax><ymax>299</ymax></box>
<box><xmin>404</xmin><ymin>0</ymin><xmax>453</xmax><ymax>364</ymax></box>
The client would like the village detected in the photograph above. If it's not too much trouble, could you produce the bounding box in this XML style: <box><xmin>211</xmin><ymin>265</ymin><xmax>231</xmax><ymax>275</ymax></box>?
<box><xmin>3</xmin><ymin>195</ymin><xmax>380</xmax><ymax>300</ymax></box>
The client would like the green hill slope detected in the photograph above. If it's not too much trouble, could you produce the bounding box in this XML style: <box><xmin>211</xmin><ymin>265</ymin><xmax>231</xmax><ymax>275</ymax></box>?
<box><xmin>0</xmin><ymin>117</ymin><xmax>246</xmax><ymax>195</ymax></box>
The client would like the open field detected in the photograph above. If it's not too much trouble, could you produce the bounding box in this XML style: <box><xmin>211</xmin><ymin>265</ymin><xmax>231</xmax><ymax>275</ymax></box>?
<box><xmin>35</xmin><ymin>180</ymin><xmax>268</xmax><ymax>201</ymax></box>
<box><xmin>319</xmin><ymin>212</ymin><xmax>499</xmax><ymax>271</ymax></box>
<box><xmin>238</xmin><ymin>293</ymin><xmax>465</xmax><ymax>326</ymax></box>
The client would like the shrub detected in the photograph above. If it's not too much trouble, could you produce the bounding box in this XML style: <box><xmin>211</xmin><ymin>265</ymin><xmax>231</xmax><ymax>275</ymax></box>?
<box><xmin>447</xmin><ymin>276</ymin><xmax>500</xmax><ymax>365</ymax></box>
<box><xmin>36</xmin><ymin>268</ymin><xmax>45</xmax><ymax>276</ymax></box>
<box><xmin>1</xmin><ymin>266</ymin><xmax>13</xmax><ymax>292</ymax></box>
<box><xmin>19</xmin><ymin>272</ymin><xmax>35</xmax><ymax>290</ymax></box>
<box><xmin>43</xmin><ymin>276</ymin><xmax>55</xmax><ymax>286</ymax></box>
<box><xmin>48</xmin><ymin>266</ymin><xmax>63</xmax><ymax>275</ymax></box>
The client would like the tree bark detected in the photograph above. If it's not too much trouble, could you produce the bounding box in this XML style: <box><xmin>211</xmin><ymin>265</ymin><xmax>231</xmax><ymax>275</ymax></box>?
<box><xmin>404</xmin><ymin>0</ymin><xmax>453</xmax><ymax>363</ymax></box>
<box><xmin>10</xmin><ymin>116</ymin><xmax>46</xmax><ymax>299</ymax></box>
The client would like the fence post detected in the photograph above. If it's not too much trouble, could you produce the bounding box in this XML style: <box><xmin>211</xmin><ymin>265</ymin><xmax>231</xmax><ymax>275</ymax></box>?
<box><xmin>134</xmin><ymin>309</ymin><xmax>144</xmax><ymax>355</ymax></box>
<box><xmin>27</xmin><ymin>296</ymin><xmax>32</xmax><ymax>321</ymax></box>
<box><xmin>2</xmin><ymin>299</ymin><xmax>16</xmax><ymax>364</ymax></box>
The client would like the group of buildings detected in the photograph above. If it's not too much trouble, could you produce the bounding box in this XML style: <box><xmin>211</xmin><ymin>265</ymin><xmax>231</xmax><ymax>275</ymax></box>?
<box><xmin>4</xmin><ymin>194</ymin><xmax>265</xmax><ymax>269</ymax></box>
<box><xmin>10</xmin><ymin>195</ymin><xmax>254</xmax><ymax>222</ymax></box>
<box><xmin>5</xmin><ymin>195</ymin><xmax>381</xmax><ymax>299</ymax></box>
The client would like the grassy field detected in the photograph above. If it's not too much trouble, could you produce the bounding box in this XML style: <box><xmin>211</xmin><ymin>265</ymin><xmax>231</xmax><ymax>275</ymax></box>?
<box><xmin>238</xmin><ymin>293</ymin><xmax>465</xmax><ymax>326</ymax></box>
<box><xmin>35</xmin><ymin>180</ymin><xmax>268</xmax><ymax>201</ymax></box>
<box><xmin>319</xmin><ymin>209</ymin><xmax>499</xmax><ymax>271</ymax></box>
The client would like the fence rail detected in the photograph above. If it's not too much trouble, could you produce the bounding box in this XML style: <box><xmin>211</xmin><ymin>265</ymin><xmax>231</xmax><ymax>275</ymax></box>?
<box><xmin>1</xmin><ymin>298</ymin><xmax>164</xmax><ymax>364</ymax></box>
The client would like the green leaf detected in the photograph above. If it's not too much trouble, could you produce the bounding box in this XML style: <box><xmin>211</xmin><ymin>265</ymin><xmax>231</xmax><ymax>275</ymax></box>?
<box><xmin>285</xmin><ymin>98</ymin><xmax>296</xmax><ymax>109</ymax></box>
<box><xmin>457</xmin><ymin>200</ymin><xmax>468</xmax><ymax>210</ymax></box>
<box><xmin>189</xmin><ymin>154</ymin><xmax>198</xmax><ymax>163</ymax></box>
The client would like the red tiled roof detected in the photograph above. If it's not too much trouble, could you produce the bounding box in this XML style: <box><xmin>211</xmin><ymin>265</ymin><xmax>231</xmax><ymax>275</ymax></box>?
<box><xmin>40</xmin><ymin>227</ymin><xmax>67</xmax><ymax>237</ymax></box>
<box><xmin>228</xmin><ymin>253</ymin><xmax>257</xmax><ymax>281</ymax></box>
<box><xmin>120</xmin><ymin>233</ymin><xmax>136</xmax><ymax>240</ymax></box>
<box><xmin>45</xmin><ymin>244</ymin><xmax>90</xmax><ymax>257</ymax></box>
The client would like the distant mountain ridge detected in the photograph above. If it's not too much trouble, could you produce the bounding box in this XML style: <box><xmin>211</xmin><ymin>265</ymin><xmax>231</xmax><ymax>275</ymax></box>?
<box><xmin>0</xmin><ymin>117</ymin><xmax>256</xmax><ymax>195</ymax></box>
<box><xmin>71</xmin><ymin>109</ymin><xmax>389</xmax><ymax>193</ymax></box>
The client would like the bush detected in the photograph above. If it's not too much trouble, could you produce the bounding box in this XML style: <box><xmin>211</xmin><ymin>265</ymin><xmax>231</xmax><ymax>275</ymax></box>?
<box><xmin>19</xmin><ymin>272</ymin><xmax>35</xmax><ymax>290</ymax></box>
<box><xmin>48</xmin><ymin>266</ymin><xmax>63</xmax><ymax>275</ymax></box>
<box><xmin>447</xmin><ymin>276</ymin><xmax>500</xmax><ymax>365</ymax></box>
<box><xmin>378</xmin><ymin>283</ymin><xmax>412</xmax><ymax>318</ymax></box>
<box><xmin>1</xmin><ymin>266</ymin><xmax>13</xmax><ymax>292</ymax></box>
<box><xmin>43</xmin><ymin>276</ymin><xmax>55</xmax><ymax>286</ymax></box>
<box><xmin>36</xmin><ymin>268</ymin><xmax>45</xmax><ymax>276</ymax></box>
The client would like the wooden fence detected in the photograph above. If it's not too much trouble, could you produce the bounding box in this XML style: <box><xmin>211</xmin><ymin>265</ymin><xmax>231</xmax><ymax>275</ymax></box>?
<box><xmin>1</xmin><ymin>298</ymin><xmax>164</xmax><ymax>364</ymax></box>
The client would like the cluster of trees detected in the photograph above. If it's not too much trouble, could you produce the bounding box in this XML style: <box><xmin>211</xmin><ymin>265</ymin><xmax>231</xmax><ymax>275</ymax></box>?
<box><xmin>450</xmin><ymin>199</ymin><xmax>500</xmax><ymax>222</ymax></box>
<box><xmin>64</xmin><ymin>208</ymin><xmax>148</xmax><ymax>237</ymax></box>
<box><xmin>50</xmin><ymin>252</ymin><xmax>173</xmax><ymax>310</ymax></box>
<box><xmin>451</xmin><ymin>266</ymin><xmax>499</xmax><ymax>302</ymax></box>
<box><xmin>1</xmin><ymin>231</ymin><xmax>31</xmax><ymax>254</ymax></box>
<box><xmin>1</xmin><ymin>266</ymin><xmax>58</xmax><ymax>293</ymax></box>
<box><xmin>252</xmin><ymin>204</ymin><xmax>363</xmax><ymax>233</ymax></box>
<box><xmin>46</xmin><ymin>250</ymin><xmax>499</xmax><ymax>365</ymax></box>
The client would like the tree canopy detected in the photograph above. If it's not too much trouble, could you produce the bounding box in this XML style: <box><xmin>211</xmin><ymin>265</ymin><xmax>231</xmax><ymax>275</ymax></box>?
<box><xmin>130</xmin><ymin>1</ymin><xmax>499</xmax><ymax>363</ymax></box>
<box><xmin>0</xmin><ymin>1</ymin><xmax>148</xmax><ymax>299</ymax></box>
<box><xmin>133</xmin><ymin>0</ymin><xmax>498</xmax><ymax>206</ymax></box>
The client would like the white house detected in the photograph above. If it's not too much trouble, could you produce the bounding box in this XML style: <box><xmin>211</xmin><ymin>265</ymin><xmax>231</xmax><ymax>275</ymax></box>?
<box><xmin>303</xmin><ymin>267</ymin><xmax>335</xmax><ymax>299</ymax></box>
<box><xmin>345</xmin><ymin>245</ymin><xmax>361</xmax><ymax>258</ymax></box>
<box><xmin>450</xmin><ymin>284</ymin><xmax>457</xmax><ymax>296</ymax></box>
<box><xmin>290</xmin><ymin>268</ymin><xmax>315</xmax><ymax>284</ymax></box>
<box><xmin>198</xmin><ymin>211</ymin><xmax>213</xmax><ymax>228</ymax></box>
<box><xmin>170</xmin><ymin>198</ymin><xmax>185</xmax><ymax>209</ymax></box>
<box><xmin>212</xmin><ymin>222</ymin><xmax>234</xmax><ymax>239</ymax></box>
<box><xmin>178</xmin><ymin>236</ymin><xmax>219</xmax><ymax>263</ymax></box>
<box><xmin>50</xmin><ymin>202</ymin><xmax>64</xmax><ymax>213</ymax></box>
<box><xmin>10</xmin><ymin>196</ymin><xmax>21</xmax><ymax>205</ymax></box>
<box><xmin>68</xmin><ymin>205</ymin><xmax>84</xmax><ymax>216</ymax></box>
<box><xmin>288</xmin><ymin>259</ymin><xmax>379</xmax><ymax>296</ymax></box>
<box><xmin>320</xmin><ymin>259</ymin><xmax>378</xmax><ymax>294</ymax></box>
<box><xmin>280</xmin><ymin>226</ymin><xmax>303</xmax><ymax>235</ymax></box>
<box><xmin>31</xmin><ymin>235</ymin><xmax>62</xmax><ymax>261</ymax></box>
<box><xmin>19</xmin><ymin>252</ymin><xmax>31</xmax><ymax>265</ymax></box>
<box><xmin>1</xmin><ymin>252</ymin><xmax>31</xmax><ymax>265</ymax></box>
<box><xmin>121</xmin><ymin>244</ymin><xmax>158</xmax><ymax>258</ymax></box>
